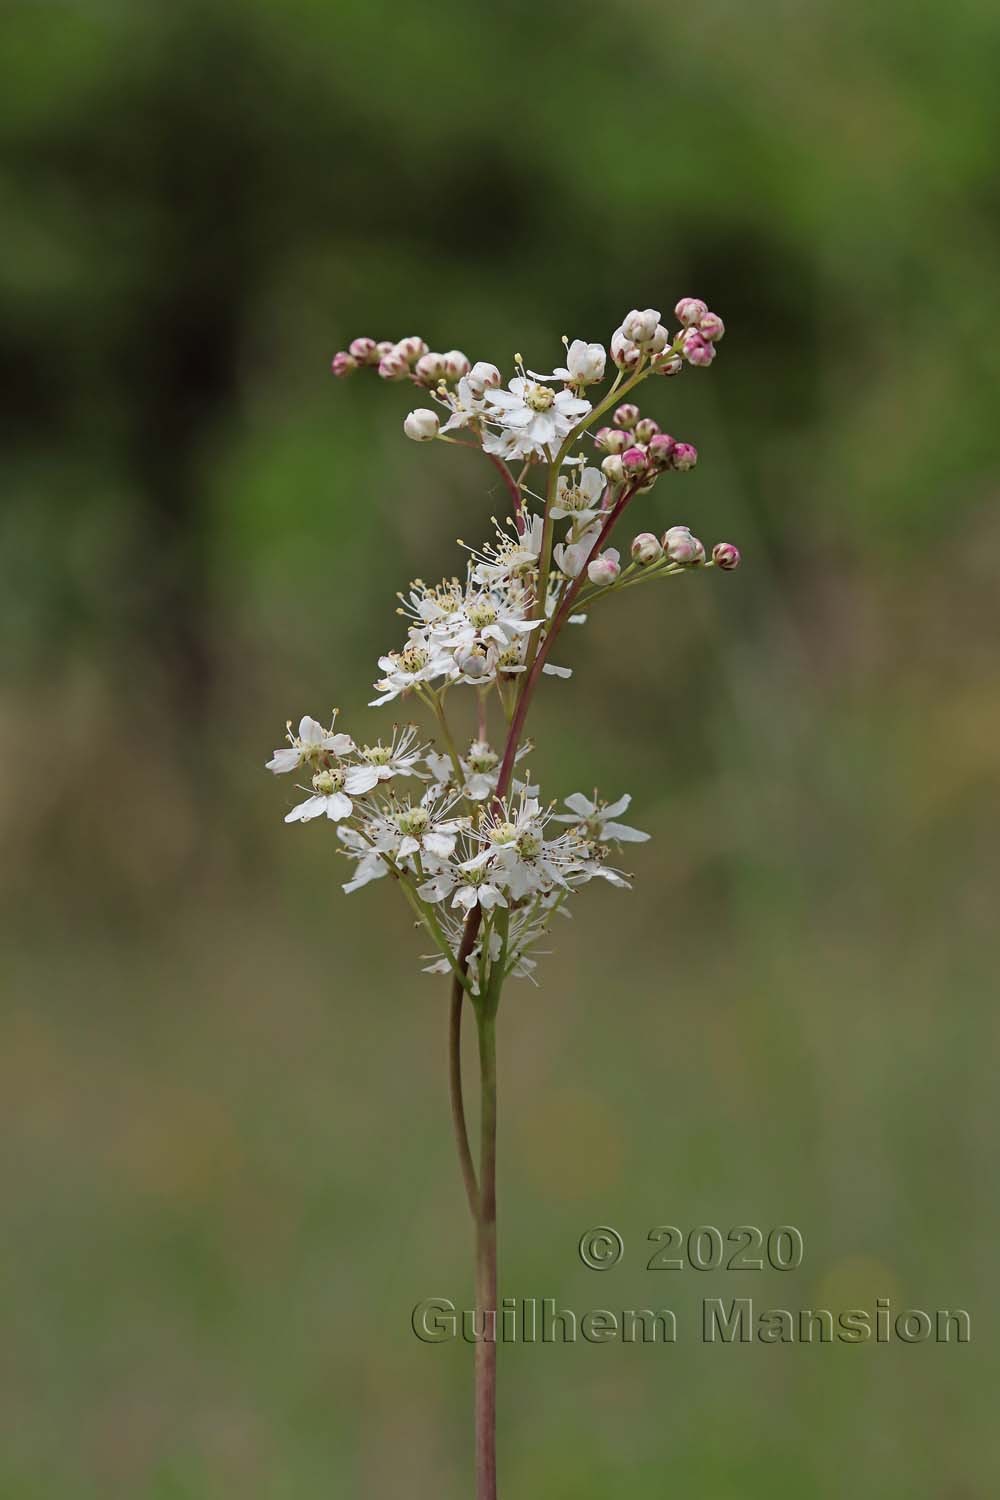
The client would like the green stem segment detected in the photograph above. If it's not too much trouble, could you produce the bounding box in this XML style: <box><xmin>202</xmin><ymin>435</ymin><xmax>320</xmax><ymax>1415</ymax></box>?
<box><xmin>474</xmin><ymin>952</ymin><xmax>501</xmax><ymax>1500</ymax></box>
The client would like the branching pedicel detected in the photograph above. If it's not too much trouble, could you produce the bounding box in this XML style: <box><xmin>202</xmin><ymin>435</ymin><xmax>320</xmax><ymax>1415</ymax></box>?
<box><xmin>271</xmin><ymin>300</ymin><xmax>739</xmax><ymax>1500</ymax></box>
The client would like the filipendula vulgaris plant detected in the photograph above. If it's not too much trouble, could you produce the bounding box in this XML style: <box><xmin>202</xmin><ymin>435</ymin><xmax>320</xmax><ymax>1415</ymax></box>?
<box><xmin>270</xmin><ymin>299</ymin><xmax>740</xmax><ymax>1500</ymax></box>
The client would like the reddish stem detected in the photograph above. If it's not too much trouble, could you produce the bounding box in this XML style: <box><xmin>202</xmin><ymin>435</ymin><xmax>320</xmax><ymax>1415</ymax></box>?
<box><xmin>494</xmin><ymin>485</ymin><xmax>636</xmax><ymax>799</ymax></box>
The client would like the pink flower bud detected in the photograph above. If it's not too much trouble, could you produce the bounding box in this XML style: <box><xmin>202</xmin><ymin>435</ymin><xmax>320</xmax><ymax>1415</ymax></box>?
<box><xmin>622</xmin><ymin>308</ymin><xmax>661</xmax><ymax>344</ymax></box>
<box><xmin>415</xmin><ymin>352</ymin><xmax>447</xmax><ymax>384</ymax></box>
<box><xmin>662</xmin><ymin>526</ymin><xmax>705</xmax><ymax>565</ymax></box>
<box><xmin>349</xmin><ymin>337</ymin><xmax>379</xmax><ymax>364</ymax></box>
<box><xmin>466</xmin><ymin>361</ymin><xmax>502</xmax><ymax>398</ymax></box>
<box><xmin>403</xmin><ymin>408</ymin><xmax>440</xmax><ymax>441</ymax></box>
<box><xmin>587</xmin><ymin>550</ymin><xmax>621</xmax><ymax>587</ymax></box>
<box><xmin>683</xmin><ymin>332</ymin><xmax>716</xmax><ymax>368</ymax></box>
<box><xmin>614</xmin><ymin>403</ymin><xmax>641</xmax><ymax>428</ymax></box>
<box><xmin>611</xmin><ymin>327</ymin><xmax>641</xmax><ymax>371</ymax></box>
<box><xmin>376</xmin><ymin>340</ymin><xmax>395</xmax><ymax>358</ymax></box>
<box><xmin>647</xmin><ymin>433</ymin><xmax>676</xmax><ymax>467</ymax></box>
<box><xmin>651</xmin><ymin>351</ymin><xmax>683</xmax><ymax>377</ymax></box>
<box><xmin>712</xmin><ymin>542</ymin><xmax>741</xmax><ymax>570</ymax></box>
<box><xmin>443</xmin><ymin>349</ymin><xmax>471</xmax><ymax>380</ymax></box>
<box><xmin>674</xmin><ymin>297</ymin><xmax>708</xmax><ymax>327</ymax></box>
<box><xmin>699</xmin><ymin>312</ymin><xmax>725</xmax><ymax>343</ymax></box>
<box><xmin>394</xmin><ymin>336</ymin><xmax>428</xmax><ymax>364</ymax></box>
<box><xmin>621</xmin><ymin>446</ymin><xmax>649</xmax><ymax>476</ymax></box>
<box><xmin>671</xmin><ymin>442</ymin><xmax>698</xmax><ymax>471</ymax></box>
<box><xmin>634</xmin><ymin>417</ymin><xmax>660</xmax><ymax>443</ymax></box>
<box><xmin>595</xmin><ymin>426</ymin><xmax>629</xmax><ymax>454</ymax></box>
<box><xmin>378</xmin><ymin>351</ymin><xmax>411</xmax><ymax>381</ymax></box>
<box><xmin>331</xmin><ymin>351</ymin><xmax>358</xmax><ymax>378</ymax></box>
<box><xmin>601</xmin><ymin>454</ymin><xmax>626</xmax><ymax>485</ymax></box>
<box><xmin>631</xmin><ymin>532</ymin><xmax>663</xmax><ymax>565</ymax></box>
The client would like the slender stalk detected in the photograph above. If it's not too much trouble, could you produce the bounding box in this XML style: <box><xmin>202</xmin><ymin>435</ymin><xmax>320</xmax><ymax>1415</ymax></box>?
<box><xmin>494</xmin><ymin>484</ymin><xmax>637</xmax><ymax>797</ymax></box>
<box><xmin>449</xmin><ymin>989</ymin><xmax>479</xmax><ymax>1219</ymax></box>
<box><xmin>474</xmin><ymin>999</ymin><xmax>498</xmax><ymax>1500</ymax></box>
<box><xmin>483</xmin><ymin>451</ymin><xmax>526</xmax><ymax>534</ymax></box>
<box><xmin>425</xmin><ymin>688</ymin><xmax>465</xmax><ymax>785</ymax></box>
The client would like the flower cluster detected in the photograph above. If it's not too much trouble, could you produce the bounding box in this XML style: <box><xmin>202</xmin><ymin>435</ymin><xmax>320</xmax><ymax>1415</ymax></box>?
<box><xmin>275</xmin><ymin>301</ymin><xmax>741</xmax><ymax>994</ymax></box>
<box><xmin>268</xmin><ymin>717</ymin><xmax>640</xmax><ymax>992</ymax></box>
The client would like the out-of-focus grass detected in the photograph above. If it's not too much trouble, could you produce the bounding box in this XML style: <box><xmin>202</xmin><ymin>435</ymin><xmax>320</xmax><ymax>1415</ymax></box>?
<box><xmin>3</xmin><ymin>548</ymin><xmax>998</xmax><ymax>1494</ymax></box>
<box><xmin>2</xmin><ymin>0</ymin><xmax>1000</xmax><ymax>1492</ymax></box>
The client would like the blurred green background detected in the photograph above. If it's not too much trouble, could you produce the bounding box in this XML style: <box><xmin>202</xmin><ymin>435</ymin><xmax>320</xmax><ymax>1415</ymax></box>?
<box><xmin>2</xmin><ymin>1</ymin><xmax>998</xmax><ymax>1495</ymax></box>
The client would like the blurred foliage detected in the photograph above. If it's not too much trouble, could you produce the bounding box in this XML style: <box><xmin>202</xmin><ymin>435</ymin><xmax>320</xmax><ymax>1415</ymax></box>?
<box><xmin>1</xmin><ymin>0</ymin><xmax>998</xmax><ymax>1496</ymax></box>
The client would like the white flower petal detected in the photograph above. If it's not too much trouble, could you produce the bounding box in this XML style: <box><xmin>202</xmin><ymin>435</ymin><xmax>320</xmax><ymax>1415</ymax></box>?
<box><xmin>344</xmin><ymin>764</ymin><xmax>380</xmax><ymax>794</ymax></box>
<box><xmin>266</xmin><ymin>747</ymin><xmax>301</xmax><ymax>774</ymax></box>
<box><xmin>424</xmin><ymin>831</ymin><xmax>457</xmax><ymax>859</ymax></box>
<box><xmin>285</xmin><ymin>795</ymin><xmax>325</xmax><ymax>823</ymax></box>
<box><xmin>322</xmin><ymin>792</ymin><xmax>351</xmax><ymax>820</ymax></box>
<box><xmin>603</xmin><ymin>822</ymin><xmax>649</xmax><ymax>842</ymax></box>
<box><xmin>480</xmin><ymin>884</ymin><xmax>508</xmax><ymax>910</ymax></box>
<box><xmin>298</xmin><ymin>716</ymin><xmax>326</xmax><ymax>745</ymax></box>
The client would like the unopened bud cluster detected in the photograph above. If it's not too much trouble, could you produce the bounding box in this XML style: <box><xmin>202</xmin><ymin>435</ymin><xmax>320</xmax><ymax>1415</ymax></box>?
<box><xmin>594</xmin><ymin>401</ymin><xmax>696</xmax><ymax>492</ymax></box>
<box><xmin>608</xmin><ymin>299</ymin><xmax>724</xmax><ymax>378</ymax></box>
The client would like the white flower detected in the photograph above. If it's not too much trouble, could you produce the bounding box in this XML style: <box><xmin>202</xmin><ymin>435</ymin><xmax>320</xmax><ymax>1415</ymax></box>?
<box><xmin>438</xmin><ymin>374</ymin><xmax>490</xmax><ymax>434</ymax></box>
<box><xmin>418</xmin><ymin>865</ymin><xmax>508</xmax><ymax>913</ymax></box>
<box><xmin>551</xmin><ymin>464</ymin><xmax>605</xmax><ymax>525</ymax></box>
<box><xmin>425</xmin><ymin>739</ymin><xmax>533</xmax><ymax>801</ymax></box>
<box><xmin>404</xmin><ymin>408</ymin><xmax>440</xmax><ymax>441</ymax></box>
<box><xmin>462</xmin><ymin>794</ymin><xmax>575</xmax><ymax>900</ymax></box>
<box><xmin>394</xmin><ymin>797</ymin><xmax>467</xmax><ymax>860</ymax></box>
<box><xmin>532</xmin><ymin>339</ymin><xmax>606</xmax><ymax>386</ymax></box>
<box><xmin>338</xmin><ymin>826</ymin><xmax>390</xmax><ymax>894</ymax></box>
<box><xmin>266</xmin><ymin>714</ymin><xmax>354</xmax><ymax>774</ymax></box>
<box><xmin>356</xmin><ymin>724</ymin><xmax>429</xmax><ymax>781</ymax></box>
<box><xmin>284</xmin><ymin>764</ymin><xmax>379</xmax><ymax>824</ymax></box>
<box><xmin>483</xmin><ymin>376</ymin><xmax>590</xmax><ymax>461</ymax></box>
<box><xmin>460</xmin><ymin>590</ymin><xmax>541</xmax><ymax>648</ymax></box>
<box><xmin>370</xmin><ymin>632</ymin><xmax>444</xmax><ymax>705</ymax></box>
<box><xmin>551</xmin><ymin>792</ymin><xmax>650</xmax><ymax>843</ymax></box>
<box><xmin>470</xmin><ymin>513</ymin><xmax>544</xmax><ymax>586</ymax></box>
<box><xmin>553</xmin><ymin>520</ymin><xmax>602</xmax><ymax>579</ymax></box>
